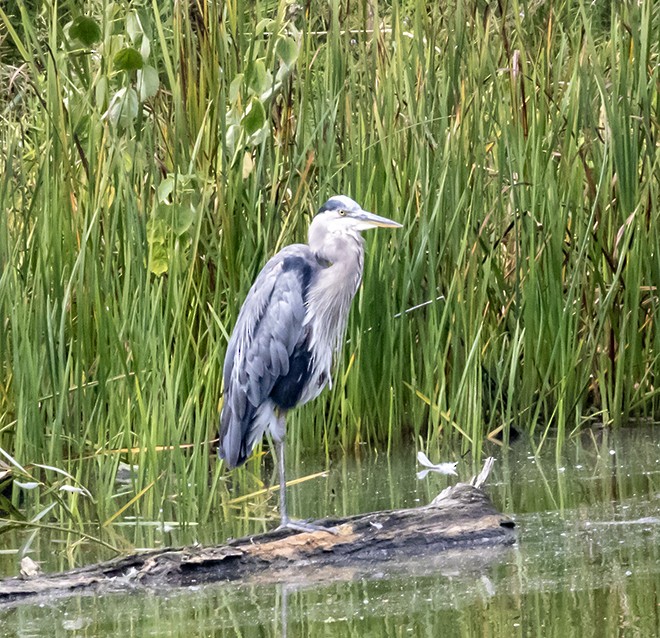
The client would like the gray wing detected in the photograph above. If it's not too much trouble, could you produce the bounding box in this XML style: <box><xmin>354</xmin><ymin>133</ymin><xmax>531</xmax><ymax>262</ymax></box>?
<box><xmin>219</xmin><ymin>245</ymin><xmax>316</xmax><ymax>468</ymax></box>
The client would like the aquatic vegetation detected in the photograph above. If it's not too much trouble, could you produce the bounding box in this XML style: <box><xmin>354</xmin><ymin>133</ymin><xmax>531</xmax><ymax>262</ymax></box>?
<box><xmin>0</xmin><ymin>0</ymin><xmax>658</xmax><ymax>549</ymax></box>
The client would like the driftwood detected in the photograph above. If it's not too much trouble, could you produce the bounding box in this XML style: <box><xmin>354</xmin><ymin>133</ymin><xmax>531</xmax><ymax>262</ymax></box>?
<box><xmin>0</xmin><ymin>465</ymin><xmax>515</xmax><ymax>605</ymax></box>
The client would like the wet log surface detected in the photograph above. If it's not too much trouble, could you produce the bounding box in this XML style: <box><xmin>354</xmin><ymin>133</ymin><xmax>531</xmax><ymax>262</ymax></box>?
<box><xmin>0</xmin><ymin>481</ymin><xmax>515</xmax><ymax>605</ymax></box>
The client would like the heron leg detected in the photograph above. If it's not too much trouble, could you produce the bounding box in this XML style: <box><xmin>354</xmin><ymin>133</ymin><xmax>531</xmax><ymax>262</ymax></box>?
<box><xmin>275</xmin><ymin>437</ymin><xmax>289</xmax><ymax>527</ymax></box>
<box><xmin>273</xmin><ymin>437</ymin><xmax>337</xmax><ymax>535</ymax></box>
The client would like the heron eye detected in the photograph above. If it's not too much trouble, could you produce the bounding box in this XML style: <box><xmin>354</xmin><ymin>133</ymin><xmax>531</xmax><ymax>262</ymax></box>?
<box><xmin>339</xmin><ymin>210</ymin><xmax>347</xmax><ymax>217</ymax></box>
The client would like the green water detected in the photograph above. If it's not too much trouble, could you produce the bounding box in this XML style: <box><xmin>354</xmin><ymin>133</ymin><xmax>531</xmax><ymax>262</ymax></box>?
<box><xmin>1</xmin><ymin>427</ymin><xmax>659</xmax><ymax>636</ymax></box>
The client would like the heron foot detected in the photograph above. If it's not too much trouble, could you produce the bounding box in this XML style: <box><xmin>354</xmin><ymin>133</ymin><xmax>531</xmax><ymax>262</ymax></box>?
<box><xmin>277</xmin><ymin>518</ymin><xmax>338</xmax><ymax>535</ymax></box>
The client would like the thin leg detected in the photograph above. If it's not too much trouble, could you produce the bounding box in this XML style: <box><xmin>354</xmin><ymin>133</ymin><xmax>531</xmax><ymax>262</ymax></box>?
<box><xmin>275</xmin><ymin>438</ymin><xmax>289</xmax><ymax>527</ymax></box>
<box><xmin>273</xmin><ymin>438</ymin><xmax>337</xmax><ymax>535</ymax></box>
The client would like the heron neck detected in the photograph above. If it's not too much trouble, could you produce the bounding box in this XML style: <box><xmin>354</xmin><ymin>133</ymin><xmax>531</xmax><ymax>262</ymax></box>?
<box><xmin>308</xmin><ymin>225</ymin><xmax>364</xmax><ymax>268</ymax></box>
<box><xmin>307</xmin><ymin>227</ymin><xmax>365</xmax><ymax>303</ymax></box>
<box><xmin>305</xmin><ymin>230</ymin><xmax>365</xmax><ymax>353</ymax></box>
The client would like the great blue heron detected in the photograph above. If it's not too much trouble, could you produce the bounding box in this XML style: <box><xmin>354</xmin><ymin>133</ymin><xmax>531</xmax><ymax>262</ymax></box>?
<box><xmin>219</xmin><ymin>195</ymin><xmax>402</xmax><ymax>530</ymax></box>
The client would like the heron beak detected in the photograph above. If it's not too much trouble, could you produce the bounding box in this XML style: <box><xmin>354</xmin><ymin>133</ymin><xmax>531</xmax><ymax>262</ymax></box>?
<box><xmin>354</xmin><ymin>210</ymin><xmax>403</xmax><ymax>229</ymax></box>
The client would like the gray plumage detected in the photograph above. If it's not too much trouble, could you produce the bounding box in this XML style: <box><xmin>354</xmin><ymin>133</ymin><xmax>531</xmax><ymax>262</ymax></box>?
<box><xmin>219</xmin><ymin>195</ymin><xmax>402</xmax><ymax>528</ymax></box>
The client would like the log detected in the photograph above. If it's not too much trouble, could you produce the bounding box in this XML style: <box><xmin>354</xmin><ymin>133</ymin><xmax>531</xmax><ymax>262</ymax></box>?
<box><xmin>0</xmin><ymin>473</ymin><xmax>515</xmax><ymax>605</ymax></box>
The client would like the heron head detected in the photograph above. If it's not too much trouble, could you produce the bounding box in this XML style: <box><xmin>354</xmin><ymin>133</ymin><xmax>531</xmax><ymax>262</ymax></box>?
<box><xmin>314</xmin><ymin>195</ymin><xmax>403</xmax><ymax>233</ymax></box>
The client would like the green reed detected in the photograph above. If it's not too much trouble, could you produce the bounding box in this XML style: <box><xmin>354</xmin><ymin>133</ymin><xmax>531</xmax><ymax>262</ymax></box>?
<box><xmin>0</xmin><ymin>0</ymin><xmax>658</xmax><ymax>551</ymax></box>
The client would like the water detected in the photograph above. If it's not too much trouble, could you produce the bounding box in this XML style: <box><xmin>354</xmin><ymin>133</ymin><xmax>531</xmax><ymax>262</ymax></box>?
<box><xmin>1</xmin><ymin>427</ymin><xmax>659</xmax><ymax>636</ymax></box>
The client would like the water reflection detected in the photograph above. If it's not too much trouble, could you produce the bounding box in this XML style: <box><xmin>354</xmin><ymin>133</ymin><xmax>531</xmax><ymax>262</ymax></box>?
<box><xmin>1</xmin><ymin>427</ymin><xmax>659</xmax><ymax>637</ymax></box>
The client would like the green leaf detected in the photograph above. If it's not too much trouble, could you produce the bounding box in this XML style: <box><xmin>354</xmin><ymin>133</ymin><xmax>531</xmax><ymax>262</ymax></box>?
<box><xmin>137</xmin><ymin>65</ymin><xmax>159</xmax><ymax>100</ymax></box>
<box><xmin>113</xmin><ymin>47</ymin><xmax>143</xmax><ymax>71</ymax></box>
<box><xmin>229</xmin><ymin>74</ymin><xmax>243</xmax><ymax>104</ymax></box>
<box><xmin>255</xmin><ymin>18</ymin><xmax>273</xmax><ymax>36</ymax></box>
<box><xmin>95</xmin><ymin>75</ymin><xmax>108</xmax><ymax>109</ymax></box>
<box><xmin>225</xmin><ymin>123</ymin><xmax>241</xmax><ymax>155</ymax></box>
<box><xmin>117</xmin><ymin>88</ymin><xmax>139</xmax><ymax>124</ymax></box>
<box><xmin>147</xmin><ymin>217</ymin><xmax>167</xmax><ymax>244</ymax></box>
<box><xmin>240</xmin><ymin>97</ymin><xmax>266</xmax><ymax>136</ymax></box>
<box><xmin>157</xmin><ymin>177</ymin><xmax>175</xmax><ymax>204</ymax></box>
<box><xmin>103</xmin><ymin>87</ymin><xmax>139</xmax><ymax>126</ymax></box>
<box><xmin>146</xmin><ymin>217</ymin><xmax>169</xmax><ymax>276</ymax></box>
<box><xmin>172</xmin><ymin>204</ymin><xmax>195</xmax><ymax>236</ymax></box>
<box><xmin>148</xmin><ymin>243</ymin><xmax>169</xmax><ymax>276</ymax></box>
<box><xmin>247</xmin><ymin>60</ymin><xmax>268</xmax><ymax>95</ymax></box>
<box><xmin>140</xmin><ymin>36</ymin><xmax>151</xmax><ymax>61</ymax></box>
<box><xmin>126</xmin><ymin>12</ymin><xmax>143</xmax><ymax>44</ymax></box>
<box><xmin>276</xmin><ymin>36</ymin><xmax>298</xmax><ymax>69</ymax></box>
<box><xmin>70</xmin><ymin>16</ymin><xmax>101</xmax><ymax>46</ymax></box>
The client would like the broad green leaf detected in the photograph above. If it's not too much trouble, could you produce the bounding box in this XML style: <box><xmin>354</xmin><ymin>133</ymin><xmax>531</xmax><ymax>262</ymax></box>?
<box><xmin>229</xmin><ymin>74</ymin><xmax>243</xmax><ymax>104</ymax></box>
<box><xmin>148</xmin><ymin>244</ymin><xmax>169</xmax><ymax>276</ymax></box>
<box><xmin>258</xmin><ymin>69</ymin><xmax>274</xmax><ymax>100</ymax></box>
<box><xmin>255</xmin><ymin>18</ymin><xmax>273</xmax><ymax>36</ymax></box>
<box><xmin>126</xmin><ymin>12</ymin><xmax>143</xmax><ymax>44</ymax></box>
<box><xmin>103</xmin><ymin>87</ymin><xmax>139</xmax><ymax>126</ymax></box>
<box><xmin>137</xmin><ymin>65</ymin><xmax>159</xmax><ymax>100</ymax></box>
<box><xmin>146</xmin><ymin>218</ymin><xmax>169</xmax><ymax>276</ymax></box>
<box><xmin>172</xmin><ymin>204</ymin><xmax>195</xmax><ymax>236</ymax></box>
<box><xmin>147</xmin><ymin>217</ymin><xmax>167</xmax><ymax>244</ymax></box>
<box><xmin>276</xmin><ymin>36</ymin><xmax>298</xmax><ymax>69</ymax></box>
<box><xmin>226</xmin><ymin>105</ymin><xmax>241</xmax><ymax>127</ymax></box>
<box><xmin>241</xmin><ymin>97</ymin><xmax>266</xmax><ymax>136</ymax></box>
<box><xmin>140</xmin><ymin>36</ymin><xmax>151</xmax><ymax>61</ymax></box>
<box><xmin>70</xmin><ymin>16</ymin><xmax>101</xmax><ymax>46</ymax></box>
<box><xmin>95</xmin><ymin>75</ymin><xmax>108</xmax><ymax>109</ymax></box>
<box><xmin>247</xmin><ymin>125</ymin><xmax>269</xmax><ymax>146</ymax></box>
<box><xmin>247</xmin><ymin>60</ymin><xmax>268</xmax><ymax>95</ymax></box>
<box><xmin>154</xmin><ymin>202</ymin><xmax>196</xmax><ymax>237</ymax></box>
<box><xmin>225</xmin><ymin>123</ymin><xmax>241</xmax><ymax>155</ymax></box>
<box><xmin>113</xmin><ymin>47</ymin><xmax>143</xmax><ymax>71</ymax></box>
<box><xmin>102</xmin><ymin>89</ymin><xmax>138</xmax><ymax>127</ymax></box>
<box><xmin>157</xmin><ymin>177</ymin><xmax>175</xmax><ymax>203</ymax></box>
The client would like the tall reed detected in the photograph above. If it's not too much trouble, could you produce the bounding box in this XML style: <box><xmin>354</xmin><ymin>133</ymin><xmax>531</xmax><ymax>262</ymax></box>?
<box><xmin>0</xmin><ymin>0</ymin><xmax>657</xmax><ymax>547</ymax></box>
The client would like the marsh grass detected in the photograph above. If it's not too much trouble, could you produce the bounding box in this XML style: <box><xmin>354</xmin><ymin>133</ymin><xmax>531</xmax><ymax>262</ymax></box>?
<box><xmin>0</xmin><ymin>0</ymin><xmax>658</xmax><ymax>558</ymax></box>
